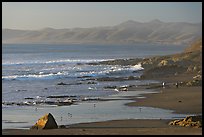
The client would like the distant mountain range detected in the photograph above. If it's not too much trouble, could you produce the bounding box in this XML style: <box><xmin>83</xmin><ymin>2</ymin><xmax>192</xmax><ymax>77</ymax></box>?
<box><xmin>2</xmin><ymin>19</ymin><xmax>202</xmax><ymax>45</ymax></box>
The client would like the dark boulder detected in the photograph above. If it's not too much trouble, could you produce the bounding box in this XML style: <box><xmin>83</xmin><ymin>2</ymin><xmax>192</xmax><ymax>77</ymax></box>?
<box><xmin>31</xmin><ymin>113</ymin><xmax>58</xmax><ymax>129</ymax></box>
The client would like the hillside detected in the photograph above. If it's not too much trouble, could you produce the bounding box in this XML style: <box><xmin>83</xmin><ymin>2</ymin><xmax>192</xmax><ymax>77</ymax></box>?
<box><xmin>2</xmin><ymin>20</ymin><xmax>202</xmax><ymax>45</ymax></box>
<box><xmin>184</xmin><ymin>38</ymin><xmax>202</xmax><ymax>53</ymax></box>
<box><xmin>95</xmin><ymin>38</ymin><xmax>202</xmax><ymax>86</ymax></box>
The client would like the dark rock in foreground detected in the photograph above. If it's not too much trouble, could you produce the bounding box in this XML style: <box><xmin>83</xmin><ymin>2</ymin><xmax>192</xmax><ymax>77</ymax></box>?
<box><xmin>31</xmin><ymin>113</ymin><xmax>58</xmax><ymax>130</ymax></box>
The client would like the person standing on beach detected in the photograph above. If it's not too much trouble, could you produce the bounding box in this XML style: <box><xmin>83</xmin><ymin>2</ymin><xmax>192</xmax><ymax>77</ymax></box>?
<box><xmin>162</xmin><ymin>82</ymin><xmax>166</xmax><ymax>88</ymax></box>
<box><xmin>176</xmin><ymin>82</ymin><xmax>179</xmax><ymax>88</ymax></box>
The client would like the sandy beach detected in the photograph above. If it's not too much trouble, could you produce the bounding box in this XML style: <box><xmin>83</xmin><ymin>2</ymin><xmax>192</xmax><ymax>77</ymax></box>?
<box><xmin>2</xmin><ymin>73</ymin><xmax>202</xmax><ymax>135</ymax></box>
<box><xmin>127</xmin><ymin>74</ymin><xmax>202</xmax><ymax>115</ymax></box>
<box><xmin>2</xmin><ymin>2</ymin><xmax>202</xmax><ymax>135</ymax></box>
<box><xmin>2</xmin><ymin>39</ymin><xmax>202</xmax><ymax>135</ymax></box>
<box><xmin>2</xmin><ymin>119</ymin><xmax>202</xmax><ymax>135</ymax></box>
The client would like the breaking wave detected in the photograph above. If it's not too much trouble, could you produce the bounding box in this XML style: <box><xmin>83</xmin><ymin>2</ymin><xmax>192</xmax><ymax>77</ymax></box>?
<box><xmin>2</xmin><ymin>59</ymin><xmax>114</xmax><ymax>66</ymax></box>
<box><xmin>2</xmin><ymin>72</ymin><xmax>68</xmax><ymax>80</ymax></box>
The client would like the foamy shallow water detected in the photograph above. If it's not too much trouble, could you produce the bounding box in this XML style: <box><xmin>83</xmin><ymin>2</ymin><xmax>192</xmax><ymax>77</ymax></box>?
<box><xmin>2</xmin><ymin>91</ymin><xmax>189</xmax><ymax>129</ymax></box>
<box><xmin>2</xmin><ymin>43</ymin><xmax>188</xmax><ymax>129</ymax></box>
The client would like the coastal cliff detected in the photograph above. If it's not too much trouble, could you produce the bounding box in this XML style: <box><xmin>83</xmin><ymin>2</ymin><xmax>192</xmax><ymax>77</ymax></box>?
<box><xmin>96</xmin><ymin>38</ymin><xmax>202</xmax><ymax>86</ymax></box>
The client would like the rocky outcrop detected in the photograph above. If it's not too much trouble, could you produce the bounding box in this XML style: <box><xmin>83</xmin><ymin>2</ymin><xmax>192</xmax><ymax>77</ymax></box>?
<box><xmin>186</xmin><ymin>79</ymin><xmax>202</xmax><ymax>86</ymax></box>
<box><xmin>91</xmin><ymin>76</ymin><xmax>139</xmax><ymax>82</ymax></box>
<box><xmin>31</xmin><ymin>113</ymin><xmax>58</xmax><ymax>129</ymax></box>
<box><xmin>89</xmin><ymin>39</ymin><xmax>202</xmax><ymax>84</ymax></box>
<box><xmin>169</xmin><ymin>115</ymin><xmax>202</xmax><ymax>128</ymax></box>
<box><xmin>158</xmin><ymin>60</ymin><xmax>168</xmax><ymax>66</ymax></box>
<box><xmin>185</xmin><ymin>38</ymin><xmax>202</xmax><ymax>53</ymax></box>
<box><xmin>141</xmin><ymin>65</ymin><xmax>186</xmax><ymax>79</ymax></box>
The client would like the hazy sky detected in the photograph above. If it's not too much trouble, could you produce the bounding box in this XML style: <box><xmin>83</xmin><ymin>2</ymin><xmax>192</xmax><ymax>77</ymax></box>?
<box><xmin>2</xmin><ymin>2</ymin><xmax>202</xmax><ymax>30</ymax></box>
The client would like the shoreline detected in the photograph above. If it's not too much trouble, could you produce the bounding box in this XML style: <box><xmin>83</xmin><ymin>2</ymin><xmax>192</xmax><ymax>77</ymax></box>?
<box><xmin>2</xmin><ymin>41</ymin><xmax>202</xmax><ymax>135</ymax></box>
<box><xmin>2</xmin><ymin>73</ymin><xmax>202</xmax><ymax>135</ymax></box>
<box><xmin>125</xmin><ymin>74</ymin><xmax>202</xmax><ymax>115</ymax></box>
<box><xmin>2</xmin><ymin>119</ymin><xmax>202</xmax><ymax>135</ymax></box>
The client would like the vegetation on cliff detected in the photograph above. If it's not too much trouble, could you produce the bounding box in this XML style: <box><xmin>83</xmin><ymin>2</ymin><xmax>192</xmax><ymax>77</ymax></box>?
<box><xmin>96</xmin><ymin>38</ymin><xmax>202</xmax><ymax>86</ymax></box>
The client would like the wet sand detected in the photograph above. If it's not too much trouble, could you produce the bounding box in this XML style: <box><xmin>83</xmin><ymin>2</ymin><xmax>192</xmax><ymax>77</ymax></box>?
<box><xmin>127</xmin><ymin>86</ymin><xmax>202</xmax><ymax>115</ymax></box>
<box><xmin>135</xmin><ymin>73</ymin><xmax>202</xmax><ymax>115</ymax></box>
<box><xmin>2</xmin><ymin>74</ymin><xmax>202</xmax><ymax>135</ymax></box>
<box><xmin>2</xmin><ymin>119</ymin><xmax>202</xmax><ymax>135</ymax></box>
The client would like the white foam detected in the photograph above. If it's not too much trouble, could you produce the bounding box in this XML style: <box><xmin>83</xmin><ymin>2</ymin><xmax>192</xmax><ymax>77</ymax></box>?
<box><xmin>74</xmin><ymin>63</ymin><xmax>144</xmax><ymax>79</ymax></box>
<box><xmin>2</xmin><ymin>71</ymin><xmax>68</xmax><ymax>80</ymax></box>
<box><xmin>132</xmin><ymin>63</ymin><xmax>144</xmax><ymax>70</ymax></box>
<box><xmin>102</xmin><ymin>64</ymin><xmax>144</xmax><ymax>75</ymax></box>
<box><xmin>2</xmin><ymin>58</ymin><xmax>114</xmax><ymax>66</ymax></box>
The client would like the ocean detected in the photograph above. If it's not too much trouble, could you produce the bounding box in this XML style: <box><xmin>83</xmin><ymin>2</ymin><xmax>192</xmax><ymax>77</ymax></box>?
<box><xmin>2</xmin><ymin>43</ymin><xmax>188</xmax><ymax>129</ymax></box>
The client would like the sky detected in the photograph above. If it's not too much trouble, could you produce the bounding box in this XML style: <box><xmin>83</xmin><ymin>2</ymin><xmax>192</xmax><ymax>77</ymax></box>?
<box><xmin>2</xmin><ymin>2</ymin><xmax>202</xmax><ymax>30</ymax></box>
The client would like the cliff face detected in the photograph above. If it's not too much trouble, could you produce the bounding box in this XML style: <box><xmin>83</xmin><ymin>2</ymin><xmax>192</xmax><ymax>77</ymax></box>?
<box><xmin>184</xmin><ymin>38</ymin><xmax>202</xmax><ymax>53</ymax></box>
<box><xmin>97</xmin><ymin>38</ymin><xmax>202</xmax><ymax>85</ymax></box>
<box><xmin>140</xmin><ymin>50</ymin><xmax>202</xmax><ymax>79</ymax></box>
<box><xmin>140</xmin><ymin>39</ymin><xmax>202</xmax><ymax>79</ymax></box>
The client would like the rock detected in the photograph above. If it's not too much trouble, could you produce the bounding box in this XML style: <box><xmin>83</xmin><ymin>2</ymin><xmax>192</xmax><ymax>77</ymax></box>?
<box><xmin>44</xmin><ymin>101</ymin><xmax>73</xmax><ymax>106</ymax></box>
<box><xmin>158</xmin><ymin>60</ymin><xmax>168</xmax><ymax>66</ymax></box>
<box><xmin>57</xmin><ymin>82</ymin><xmax>68</xmax><ymax>85</ymax></box>
<box><xmin>104</xmin><ymin>86</ymin><xmax>117</xmax><ymax>89</ymax></box>
<box><xmin>24</xmin><ymin>97</ymin><xmax>34</xmax><ymax>100</ymax></box>
<box><xmin>193</xmin><ymin>74</ymin><xmax>202</xmax><ymax>80</ymax></box>
<box><xmin>168</xmin><ymin>116</ymin><xmax>202</xmax><ymax>128</ymax></box>
<box><xmin>47</xmin><ymin>95</ymin><xmax>71</xmax><ymax>98</ymax></box>
<box><xmin>77</xmin><ymin>76</ymin><xmax>92</xmax><ymax>78</ymax></box>
<box><xmin>127</xmin><ymin>76</ymin><xmax>135</xmax><ymax>80</ymax></box>
<box><xmin>187</xmin><ymin>66</ymin><xmax>193</xmax><ymax>72</ymax></box>
<box><xmin>87</xmin><ymin>81</ymin><xmax>97</xmax><ymax>84</ymax></box>
<box><xmin>186</xmin><ymin>79</ymin><xmax>202</xmax><ymax>86</ymax></box>
<box><xmin>31</xmin><ymin>113</ymin><xmax>58</xmax><ymax>129</ymax></box>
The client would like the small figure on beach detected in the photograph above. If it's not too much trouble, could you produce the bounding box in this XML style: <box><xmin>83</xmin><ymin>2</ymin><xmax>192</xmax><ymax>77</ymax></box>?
<box><xmin>162</xmin><ymin>82</ymin><xmax>166</xmax><ymax>88</ymax></box>
<box><xmin>176</xmin><ymin>82</ymin><xmax>179</xmax><ymax>88</ymax></box>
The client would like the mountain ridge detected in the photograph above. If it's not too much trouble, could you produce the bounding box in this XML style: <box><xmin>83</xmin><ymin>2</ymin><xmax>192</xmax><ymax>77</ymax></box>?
<box><xmin>2</xmin><ymin>20</ymin><xmax>202</xmax><ymax>45</ymax></box>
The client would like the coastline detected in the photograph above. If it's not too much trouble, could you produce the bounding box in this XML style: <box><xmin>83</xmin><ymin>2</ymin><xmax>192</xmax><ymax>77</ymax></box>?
<box><xmin>126</xmin><ymin>74</ymin><xmax>202</xmax><ymax>115</ymax></box>
<box><xmin>2</xmin><ymin>39</ymin><xmax>202</xmax><ymax>135</ymax></box>
<box><xmin>2</xmin><ymin>73</ymin><xmax>202</xmax><ymax>135</ymax></box>
<box><xmin>2</xmin><ymin>119</ymin><xmax>202</xmax><ymax>135</ymax></box>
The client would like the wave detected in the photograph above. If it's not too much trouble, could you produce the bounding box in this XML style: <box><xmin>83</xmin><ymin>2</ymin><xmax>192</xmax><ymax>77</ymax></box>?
<box><xmin>100</xmin><ymin>64</ymin><xmax>144</xmax><ymax>75</ymax></box>
<box><xmin>2</xmin><ymin>58</ymin><xmax>114</xmax><ymax>66</ymax></box>
<box><xmin>132</xmin><ymin>63</ymin><xmax>144</xmax><ymax>70</ymax></box>
<box><xmin>44</xmin><ymin>59</ymin><xmax>114</xmax><ymax>64</ymax></box>
<box><xmin>77</xmin><ymin>63</ymin><xmax>144</xmax><ymax>77</ymax></box>
<box><xmin>2</xmin><ymin>63</ymin><xmax>144</xmax><ymax>81</ymax></box>
<box><xmin>2</xmin><ymin>71</ymin><xmax>68</xmax><ymax>80</ymax></box>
